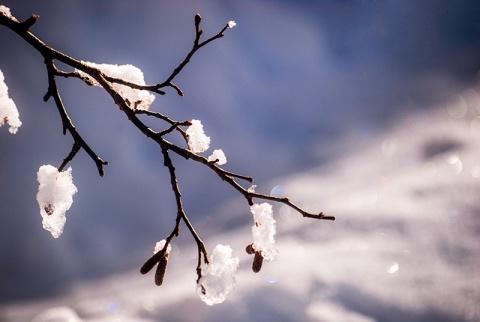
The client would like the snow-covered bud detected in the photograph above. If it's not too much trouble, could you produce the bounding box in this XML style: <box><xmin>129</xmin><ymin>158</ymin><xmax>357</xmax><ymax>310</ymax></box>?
<box><xmin>250</xmin><ymin>203</ymin><xmax>278</xmax><ymax>262</ymax></box>
<box><xmin>208</xmin><ymin>149</ymin><xmax>227</xmax><ymax>165</ymax></box>
<box><xmin>197</xmin><ymin>244</ymin><xmax>239</xmax><ymax>305</ymax></box>
<box><xmin>0</xmin><ymin>69</ymin><xmax>21</xmax><ymax>134</ymax></box>
<box><xmin>227</xmin><ymin>21</ymin><xmax>236</xmax><ymax>28</ymax></box>
<box><xmin>186</xmin><ymin>119</ymin><xmax>211</xmax><ymax>153</ymax></box>
<box><xmin>36</xmin><ymin>165</ymin><xmax>77</xmax><ymax>238</ymax></box>
<box><xmin>154</xmin><ymin>239</ymin><xmax>172</xmax><ymax>254</ymax></box>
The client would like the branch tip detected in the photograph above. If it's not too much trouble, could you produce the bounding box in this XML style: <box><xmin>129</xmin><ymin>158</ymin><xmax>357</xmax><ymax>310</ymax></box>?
<box><xmin>21</xmin><ymin>14</ymin><xmax>39</xmax><ymax>30</ymax></box>
<box><xmin>195</xmin><ymin>13</ymin><xmax>202</xmax><ymax>25</ymax></box>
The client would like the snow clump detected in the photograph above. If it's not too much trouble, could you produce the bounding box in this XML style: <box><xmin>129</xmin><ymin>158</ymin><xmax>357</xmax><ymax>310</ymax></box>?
<box><xmin>227</xmin><ymin>21</ymin><xmax>236</xmax><ymax>28</ymax></box>
<box><xmin>75</xmin><ymin>62</ymin><xmax>155</xmax><ymax>110</ymax></box>
<box><xmin>186</xmin><ymin>119</ymin><xmax>211</xmax><ymax>153</ymax></box>
<box><xmin>154</xmin><ymin>239</ymin><xmax>171</xmax><ymax>254</ymax></box>
<box><xmin>197</xmin><ymin>244</ymin><xmax>239</xmax><ymax>305</ymax></box>
<box><xmin>0</xmin><ymin>69</ymin><xmax>21</xmax><ymax>134</ymax></box>
<box><xmin>0</xmin><ymin>5</ymin><xmax>18</xmax><ymax>21</ymax></box>
<box><xmin>208</xmin><ymin>149</ymin><xmax>227</xmax><ymax>165</ymax></box>
<box><xmin>250</xmin><ymin>203</ymin><xmax>278</xmax><ymax>261</ymax></box>
<box><xmin>37</xmin><ymin>165</ymin><xmax>78</xmax><ymax>238</ymax></box>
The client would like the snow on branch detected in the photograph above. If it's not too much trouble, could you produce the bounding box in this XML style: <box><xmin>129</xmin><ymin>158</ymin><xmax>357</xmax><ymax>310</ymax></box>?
<box><xmin>36</xmin><ymin>165</ymin><xmax>77</xmax><ymax>238</ymax></box>
<box><xmin>0</xmin><ymin>6</ymin><xmax>335</xmax><ymax>305</ymax></box>
<box><xmin>0</xmin><ymin>69</ymin><xmax>21</xmax><ymax>134</ymax></box>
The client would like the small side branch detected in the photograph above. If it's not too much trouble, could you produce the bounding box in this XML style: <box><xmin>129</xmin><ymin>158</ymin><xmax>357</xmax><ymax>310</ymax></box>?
<box><xmin>161</xmin><ymin>146</ymin><xmax>209</xmax><ymax>282</ymax></box>
<box><xmin>156</xmin><ymin>13</ymin><xmax>233</xmax><ymax>95</ymax></box>
<box><xmin>58</xmin><ymin>142</ymin><xmax>80</xmax><ymax>172</ymax></box>
<box><xmin>135</xmin><ymin>110</ymin><xmax>190</xmax><ymax>141</ymax></box>
<box><xmin>163</xmin><ymin>141</ymin><xmax>334</xmax><ymax>220</ymax></box>
<box><xmin>44</xmin><ymin>59</ymin><xmax>108</xmax><ymax>176</ymax></box>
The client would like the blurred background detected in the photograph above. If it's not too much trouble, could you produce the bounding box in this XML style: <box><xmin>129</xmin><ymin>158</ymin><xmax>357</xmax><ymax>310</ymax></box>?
<box><xmin>1</xmin><ymin>1</ymin><xmax>480</xmax><ymax>321</ymax></box>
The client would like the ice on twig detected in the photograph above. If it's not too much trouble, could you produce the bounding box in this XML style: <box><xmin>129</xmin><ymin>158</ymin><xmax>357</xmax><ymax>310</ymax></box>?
<box><xmin>197</xmin><ymin>244</ymin><xmax>239</xmax><ymax>305</ymax></box>
<box><xmin>76</xmin><ymin>62</ymin><xmax>155</xmax><ymax>110</ymax></box>
<box><xmin>186</xmin><ymin>119</ymin><xmax>211</xmax><ymax>153</ymax></box>
<box><xmin>0</xmin><ymin>69</ymin><xmax>21</xmax><ymax>134</ymax></box>
<box><xmin>250</xmin><ymin>203</ymin><xmax>278</xmax><ymax>261</ymax></box>
<box><xmin>37</xmin><ymin>165</ymin><xmax>77</xmax><ymax>238</ymax></box>
<box><xmin>227</xmin><ymin>21</ymin><xmax>236</xmax><ymax>28</ymax></box>
<box><xmin>208</xmin><ymin>149</ymin><xmax>227</xmax><ymax>165</ymax></box>
<box><xmin>0</xmin><ymin>5</ymin><xmax>18</xmax><ymax>21</ymax></box>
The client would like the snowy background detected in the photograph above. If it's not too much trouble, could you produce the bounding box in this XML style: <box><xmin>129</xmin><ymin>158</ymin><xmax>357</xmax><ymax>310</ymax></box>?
<box><xmin>1</xmin><ymin>1</ymin><xmax>480</xmax><ymax>321</ymax></box>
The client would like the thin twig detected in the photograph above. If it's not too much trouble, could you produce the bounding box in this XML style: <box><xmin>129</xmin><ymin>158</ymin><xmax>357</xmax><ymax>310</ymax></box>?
<box><xmin>135</xmin><ymin>109</ymin><xmax>190</xmax><ymax>141</ymax></box>
<box><xmin>156</xmin><ymin>13</ymin><xmax>231</xmax><ymax>95</ymax></box>
<box><xmin>161</xmin><ymin>146</ymin><xmax>209</xmax><ymax>281</ymax></box>
<box><xmin>58</xmin><ymin>142</ymin><xmax>81</xmax><ymax>172</ymax></box>
<box><xmin>45</xmin><ymin>59</ymin><xmax>108</xmax><ymax>176</ymax></box>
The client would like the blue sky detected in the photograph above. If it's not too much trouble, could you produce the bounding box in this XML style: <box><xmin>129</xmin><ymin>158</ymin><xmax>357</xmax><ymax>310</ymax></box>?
<box><xmin>1</xmin><ymin>0</ymin><xmax>480</xmax><ymax>303</ymax></box>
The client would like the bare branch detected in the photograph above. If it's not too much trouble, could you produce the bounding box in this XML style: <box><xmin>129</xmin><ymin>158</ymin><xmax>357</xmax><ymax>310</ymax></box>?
<box><xmin>156</xmin><ymin>13</ymin><xmax>234</xmax><ymax>95</ymax></box>
<box><xmin>1</xmin><ymin>9</ymin><xmax>333</xmax><ymax>295</ymax></box>
<box><xmin>44</xmin><ymin>59</ymin><xmax>108</xmax><ymax>176</ymax></box>
<box><xmin>161</xmin><ymin>146</ymin><xmax>209</xmax><ymax>282</ymax></box>
<box><xmin>58</xmin><ymin>142</ymin><xmax>81</xmax><ymax>172</ymax></box>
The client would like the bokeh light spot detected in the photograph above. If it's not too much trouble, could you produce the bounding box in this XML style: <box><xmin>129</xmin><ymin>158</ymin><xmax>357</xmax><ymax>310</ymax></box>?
<box><xmin>387</xmin><ymin>262</ymin><xmax>399</xmax><ymax>274</ymax></box>
<box><xmin>143</xmin><ymin>299</ymin><xmax>156</xmax><ymax>312</ymax></box>
<box><xmin>462</xmin><ymin>88</ymin><xmax>480</xmax><ymax>113</ymax></box>
<box><xmin>381</xmin><ymin>139</ymin><xmax>398</xmax><ymax>158</ymax></box>
<box><xmin>266</xmin><ymin>276</ymin><xmax>278</xmax><ymax>284</ymax></box>
<box><xmin>470</xmin><ymin>116</ymin><xmax>480</xmax><ymax>133</ymax></box>
<box><xmin>446</xmin><ymin>94</ymin><xmax>467</xmax><ymax>119</ymax></box>
<box><xmin>471</xmin><ymin>166</ymin><xmax>480</xmax><ymax>179</ymax></box>
<box><xmin>271</xmin><ymin>185</ymin><xmax>286</xmax><ymax>198</ymax></box>
<box><xmin>445</xmin><ymin>152</ymin><xmax>462</xmax><ymax>175</ymax></box>
<box><xmin>107</xmin><ymin>301</ymin><xmax>119</xmax><ymax>313</ymax></box>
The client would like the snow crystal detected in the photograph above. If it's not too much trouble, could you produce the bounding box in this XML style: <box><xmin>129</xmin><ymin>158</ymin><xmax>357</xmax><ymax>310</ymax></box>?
<box><xmin>186</xmin><ymin>119</ymin><xmax>211</xmax><ymax>153</ymax></box>
<box><xmin>207</xmin><ymin>149</ymin><xmax>227</xmax><ymax>165</ymax></box>
<box><xmin>227</xmin><ymin>21</ymin><xmax>236</xmax><ymax>28</ymax></box>
<box><xmin>0</xmin><ymin>69</ymin><xmax>21</xmax><ymax>134</ymax></box>
<box><xmin>37</xmin><ymin>165</ymin><xmax>78</xmax><ymax>238</ymax></box>
<box><xmin>250</xmin><ymin>203</ymin><xmax>278</xmax><ymax>261</ymax></box>
<box><xmin>0</xmin><ymin>5</ymin><xmax>18</xmax><ymax>21</ymax></box>
<box><xmin>197</xmin><ymin>244</ymin><xmax>239</xmax><ymax>305</ymax></box>
<box><xmin>75</xmin><ymin>62</ymin><xmax>155</xmax><ymax>110</ymax></box>
<box><xmin>154</xmin><ymin>239</ymin><xmax>171</xmax><ymax>254</ymax></box>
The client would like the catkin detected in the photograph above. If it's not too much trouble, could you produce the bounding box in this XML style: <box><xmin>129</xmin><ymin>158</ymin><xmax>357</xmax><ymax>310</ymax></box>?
<box><xmin>252</xmin><ymin>252</ymin><xmax>263</xmax><ymax>273</ymax></box>
<box><xmin>155</xmin><ymin>253</ymin><xmax>169</xmax><ymax>286</ymax></box>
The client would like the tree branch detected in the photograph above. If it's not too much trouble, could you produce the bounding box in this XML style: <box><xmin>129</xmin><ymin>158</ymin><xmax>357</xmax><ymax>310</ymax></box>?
<box><xmin>44</xmin><ymin>59</ymin><xmax>108</xmax><ymax>176</ymax></box>
<box><xmin>0</xmin><ymin>8</ymin><xmax>334</xmax><ymax>296</ymax></box>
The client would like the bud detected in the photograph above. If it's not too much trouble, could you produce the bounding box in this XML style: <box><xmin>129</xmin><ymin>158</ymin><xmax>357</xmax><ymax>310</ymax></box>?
<box><xmin>44</xmin><ymin>204</ymin><xmax>55</xmax><ymax>216</ymax></box>
<box><xmin>195</xmin><ymin>13</ymin><xmax>202</xmax><ymax>25</ymax></box>
<box><xmin>245</xmin><ymin>243</ymin><xmax>255</xmax><ymax>255</ymax></box>
<box><xmin>155</xmin><ymin>253</ymin><xmax>169</xmax><ymax>286</ymax></box>
<box><xmin>252</xmin><ymin>252</ymin><xmax>263</xmax><ymax>273</ymax></box>
<box><xmin>21</xmin><ymin>14</ymin><xmax>39</xmax><ymax>30</ymax></box>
